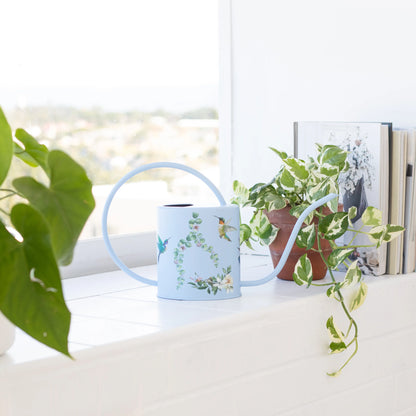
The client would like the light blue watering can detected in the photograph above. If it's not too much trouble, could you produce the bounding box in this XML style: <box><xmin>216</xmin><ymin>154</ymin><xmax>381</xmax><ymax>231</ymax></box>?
<box><xmin>102</xmin><ymin>162</ymin><xmax>336</xmax><ymax>300</ymax></box>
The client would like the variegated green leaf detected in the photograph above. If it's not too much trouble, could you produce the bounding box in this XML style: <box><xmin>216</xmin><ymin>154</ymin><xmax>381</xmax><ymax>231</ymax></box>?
<box><xmin>350</xmin><ymin>281</ymin><xmax>368</xmax><ymax>311</ymax></box>
<box><xmin>269</xmin><ymin>147</ymin><xmax>288</xmax><ymax>160</ymax></box>
<box><xmin>319</xmin><ymin>163</ymin><xmax>340</xmax><ymax>177</ymax></box>
<box><xmin>368</xmin><ymin>224</ymin><xmax>405</xmax><ymax>248</ymax></box>
<box><xmin>295</xmin><ymin>224</ymin><xmax>316</xmax><ymax>250</ymax></box>
<box><xmin>326</xmin><ymin>284</ymin><xmax>341</xmax><ymax>299</ymax></box>
<box><xmin>293</xmin><ymin>254</ymin><xmax>313</xmax><ymax>287</ymax></box>
<box><xmin>348</xmin><ymin>206</ymin><xmax>357</xmax><ymax>224</ymax></box>
<box><xmin>318</xmin><ymin>144</ymin><xmax>348</xmax><ymax>168</ymax></box>
<box><xmin>361</xmin><ymin>206</ymin><xmax>382</xmax><ymax>226</ymax></box>
<box><xmin>289</xmin><ymin>204</ymin><xmax>314</xmax><ymax>225</ymax></box>
<box><xmin>267</xmin><ymin>197</ymin><xmax>286</xmax><ymax>211</ymax></box>
<box><xmin>280</xmin><ymin>168</ymin><xmax>296</xmax><ymax>191</ymax></box>
<box><xmin>283</xmin><ymin>158</ymin><xmax>309</xmax><ymax>180</ymax></box>
<box><xmin>263</xmin><ymin>190</ymin><xmax>286</xmax><ymax>211</ymax></box>
<box><xmin>327</xmin><ymin>248</ymin><xmax>354</xmax><ymax>269</ymax></box>
<box><xmin>318</xmin><ymin>212</ymin><xmax>349</xmax><ymax>240</ymax></box>
<box><xmin>231</xmin><ymin>180</ymin><xmax>249</xmax><ymax>206</ymax></box>
<box><xmin>240</xmin><ymin>224</ymin><xmax>253</xmax><ymax>249</ymax></box>
<box><xmin>326</xmin><ymin>316</ymin><xmax>344</xmax><ymax>342</ymax></box>
<box><xmin>329</xmin><ymin>341</ymin><xmax>347</xmax><ymax>354</ymax></box>
<box><xmin>250</xmin><ymin>210</ymin><xmax>278</xmax><ymax>246</ymax></box>
<box><xmin>343</xmin><ymin>260</ymin><xmax>362</xmax><ymax>287</ymax></box>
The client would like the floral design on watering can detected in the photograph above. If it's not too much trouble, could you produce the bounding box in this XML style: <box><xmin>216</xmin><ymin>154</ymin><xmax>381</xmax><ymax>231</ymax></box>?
<box><xmin>174</xmin><ymin>212</ymin><xmax>220</xmax><ymax>288</ymax></box>
<box><xmin>171</xmin><ymin>212</ymin><xmax>235</xmax><ymax>295</ymax></box>
<box><xmin>102</xmin><ymin>161</ymin><xmax>338</xmax><ymax>301</ymax></box>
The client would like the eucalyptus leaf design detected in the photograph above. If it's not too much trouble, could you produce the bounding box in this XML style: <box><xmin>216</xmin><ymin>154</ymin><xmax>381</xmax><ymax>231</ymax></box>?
<box><xmin>174</xmin><ymin>212</ymin><xmax>220</xmax><ymax>289</ymax></box>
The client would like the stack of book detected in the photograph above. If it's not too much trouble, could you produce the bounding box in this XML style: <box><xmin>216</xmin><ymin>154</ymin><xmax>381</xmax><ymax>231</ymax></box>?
<box><xmin>294</xmin><ymin>121</ymin><xmax>415</xmax><ymax>276</ymax></box>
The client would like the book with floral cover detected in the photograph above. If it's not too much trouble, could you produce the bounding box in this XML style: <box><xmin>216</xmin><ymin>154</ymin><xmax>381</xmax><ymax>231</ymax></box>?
<box><xmin>294</xmin><ymin>121</ymin><xmax>391</xmax><ymax>275</ymax></box>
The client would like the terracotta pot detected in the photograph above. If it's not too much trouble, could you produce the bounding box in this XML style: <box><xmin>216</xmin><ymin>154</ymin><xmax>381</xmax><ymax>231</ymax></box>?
<box><xmin>266</xmin><ymin>206</ymin><xmax>332</xmax><ymax>281</ymax></box>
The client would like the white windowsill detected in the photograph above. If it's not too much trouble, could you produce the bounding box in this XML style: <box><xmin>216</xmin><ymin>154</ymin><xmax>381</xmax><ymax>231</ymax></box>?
<box><xmin>1</xmin><ymin>256</ymin><xmax>416</xmax><ymax>415</ymax></box>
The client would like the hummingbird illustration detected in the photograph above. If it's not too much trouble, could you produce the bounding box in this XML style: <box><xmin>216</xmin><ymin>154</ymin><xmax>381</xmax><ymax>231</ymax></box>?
<box><xmin>214</xmin><ymin>216</ymin><xmax>237</xmax><ymax>242</ymax></box>
<box><xmin>157</xmin><ymin>236</ymin><xmax>170</xmax><ymax>262</ymax></box>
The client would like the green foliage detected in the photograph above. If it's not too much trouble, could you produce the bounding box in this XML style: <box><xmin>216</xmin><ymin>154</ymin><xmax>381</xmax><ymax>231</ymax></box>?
<box><xmin>0</xmin><ymin>108</ymin><xmax>95</xmax><ymax>356</ymax></box>
<box><xmin>231</xmin><ymin>144</ymin><xmax>348</xmax><ymax>247</ymax></box>
<box><xmin>232</xmin><ymin>143</ymin><xmax>405</xmax><ymax>376</ymax></box>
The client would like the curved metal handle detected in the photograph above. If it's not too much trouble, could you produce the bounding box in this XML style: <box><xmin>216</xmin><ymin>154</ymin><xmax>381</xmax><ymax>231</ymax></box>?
<box><xmin>102</xmin><ymin>162</ymin><xmax>226</xmax><ymax>286</ymax></box>
<box><xmin>240</xmin><ymin>193</ymin><xmax>338</xmax><ymax>287</ymax></box>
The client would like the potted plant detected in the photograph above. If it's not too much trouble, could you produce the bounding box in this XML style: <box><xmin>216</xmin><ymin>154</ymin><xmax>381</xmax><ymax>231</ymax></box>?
<box><xmin>0</xmin><ymin>107</ymin><xmax>95</xmax><ymax>357</ymax></box>
<box><xmin>232</xmin><ymin>144</ymin><xmax>403</xmax><ymax>376</ymax></box>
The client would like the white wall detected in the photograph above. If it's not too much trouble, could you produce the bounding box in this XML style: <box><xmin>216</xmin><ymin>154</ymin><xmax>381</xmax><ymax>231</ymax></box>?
<box><xmin>220</xmin><ymin>0</ymin><xmax>416</xmax><ymax>197</ymax></box>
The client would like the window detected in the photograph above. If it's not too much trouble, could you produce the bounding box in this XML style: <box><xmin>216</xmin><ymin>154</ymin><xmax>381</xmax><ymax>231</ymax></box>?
<box><xmin>1</xmin><ymin>0</ymin><xmax>220</xmax><ymax>274</ymax></box>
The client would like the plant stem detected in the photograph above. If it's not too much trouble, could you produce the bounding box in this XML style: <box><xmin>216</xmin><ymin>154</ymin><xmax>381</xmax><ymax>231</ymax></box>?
<box><xmin>0</xmin><ymin>188</ymin><xmax>24</xmax><ymax>198</ymax></box>
<box><xmin>0</xmin><ymin>207</ymin><xmax>10</xmax><ymax>217</ymax></box>
<box><xmin>316</xmin><ymin>230</ymin><xmax>359</xmax><ymax>375</ymax></box>
<box><xmin>336</xmin><ymin>244</ymin><xmax>376</xmax><ymax>249</ymax></box>
<box><xmin>310</xmin><ymin>282</ymin><xmax>336</xmax><ymax>287</ymax></box>
<box><xmin>0</xmin><ymin>193</ymin><xmax>15</xmax><ymax>202</ymax></box>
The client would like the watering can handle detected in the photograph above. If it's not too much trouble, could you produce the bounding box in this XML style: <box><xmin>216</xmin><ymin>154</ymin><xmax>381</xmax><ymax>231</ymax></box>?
<box><xmin>102</xmin><ymin>162</ymin><xmax>227</xmax><ymax>286</ymax></box>
<box><xmin>240</xmin><ymin>192</ymin><xmax>338</xmax><ymax>287</ymax></box>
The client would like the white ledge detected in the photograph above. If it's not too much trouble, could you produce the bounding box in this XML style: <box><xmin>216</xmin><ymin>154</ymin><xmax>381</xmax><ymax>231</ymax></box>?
<box><xmin>1</xmin><ymin>256</ymin><xmax>416</xmax><ymax>416</ymax></box>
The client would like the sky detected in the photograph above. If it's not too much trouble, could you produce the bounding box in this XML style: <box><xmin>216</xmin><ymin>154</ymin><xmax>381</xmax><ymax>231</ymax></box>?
<box><xmin>0</xmin><ymin>0</ymin><xmax>219</xmax><ymax>110</ymax></box>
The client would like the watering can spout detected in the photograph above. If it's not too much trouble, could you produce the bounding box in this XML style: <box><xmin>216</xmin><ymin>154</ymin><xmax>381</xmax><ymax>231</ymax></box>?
<box><xmin>240</xmin><ymin>193</ymin><xmax>338</xmax><ymax>287</ymax></box>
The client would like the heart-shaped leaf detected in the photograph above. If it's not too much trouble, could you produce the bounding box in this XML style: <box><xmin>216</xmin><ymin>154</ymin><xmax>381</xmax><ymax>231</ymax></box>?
<box><xmin>13</xmin><ymin>150</ymin><xmax>95</xmax><ymax>265</ymax></box>
<box><xmin>293</xmin><ymin>253</ymin><xmax>313</xmax><ymax>287</ymax></box>
<box><xmin>361</xmin><ymin>206</ymin><xmax>382</xmax><ymax>227</ymax></box>
<box><xmin>0</xmin><ymin>204</ymin><xmax>71</xmax><ymax>356</ymax></box>
<box><xmin>319</xmin><ymin>212</ymin><xmax>349</xmax><ymax>240</ymax></box>
<box><xmin>327</xmin><ymin>248</ymin><xmax>354</xmax><ymax>269</ymax></box>
<box><xmin>295</xmin><ymin>224</ymin><xmax>316</xmax><ymax>250</ymax></box>
<box><xmin>350</xmin><ymin>281</ymin><xmax>368</xmax><ymax>311</ymax></box>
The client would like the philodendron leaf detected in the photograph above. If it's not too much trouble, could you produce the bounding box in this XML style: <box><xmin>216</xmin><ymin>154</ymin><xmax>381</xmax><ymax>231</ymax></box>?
<box><xmin>13</xmin><ymin>150</ymin><xmax>95</xmax><ymax>265</ymax></box>
<box><xmin>327</xmin><ymin>248</ymin><xmax>354</xmax><ymax>269</ymax></box>
<box><xmin>361</xmin><ymin>206</ymin><xmax>382</xmax><ymax>227</ymax></box>
<box><xmin>290</xmin><ymin>204</ymin><xmax>314</xmax><ymax>225</ymax></box>
<box><xmin>293</xmin><ymin>253</ymin><xmax>313</xmax><ymax>287</ymax></box>
<box><xmin>329</xmin><ymin>341</ymin><xmax>347</xmax><ymax>354</ymax></box>
<box><xmin>240</xmin><ymin>223</ymin><xmax>253</xmax><ymax>249</ymax></box>
<box><xmin>348</xmin><ymin>206</ymin><xmax>357</xmax><ymax>224</ymax></box>
<box><xmin>318</xmin><ymin>212</ymin><xmax>349</xmax><ymax>240</ymax></box>
<box><xmin>14</xmin><ymin>128</ymin><xmax>50</xmax><ymax>174</ymax></box>
<box><xmin>0</xmin><ymin>107</ymin><xmax>13</xmax><ymax>186</ymax></box>
<box><xmin>283</xmin><ymin>158</ymin><xmax>309</xmax><ymax>180</ymax></box>
<box><xmin>295</xmin><ymin>223</ymin><xmax>316</xmax><ymax>250</ymax></box>
<box><xmin>318</xmin><ymin>144</ymin><xmax>348</xmax><ymax>169</ymax></box>
<box><xmin>269</xmin><ymin>147</ymin><xmax>288</xmax><ymax>160</ymax></box>
<box><xmin>231</xmin><ymin>180</ymin><xmax>249</xmax><ymax>206</ymax></box>
<box><xmin>0</xmin><ymin>204</ymin><xmax>71</xmax><ymax>356</ymax></box>
<box><xmin>368</xmin><ymin>224</ymin><xmax>405</xmax><ymax>248</ymax></box>
<box><xmin>350</xmin><ymin>281</ymin><xmax>368</xmax><ymax>311</ymax></box>
<box><xmin>326</xmin><ymin>316</ymin><xmax>344</xmax><ymax>342</ymax></box>
<box><xmin>280</xmin><ymin>168</ymin><xmax>296</xmax><ymax>191</ymax></box>
<box><xmin>343</xmin><ymin>260</ymin><xmax>362</xmax><ymax>287</ymax></box>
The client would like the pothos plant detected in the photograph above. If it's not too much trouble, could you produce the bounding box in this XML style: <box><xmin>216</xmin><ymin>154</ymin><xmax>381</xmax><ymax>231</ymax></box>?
<box><xmin>232</xmin><ymin>144</ymin><xmax>404</xmax><ymax>376</ymax></box>
<box><xmin>0</xmin><ymin>107</ymin><xmax>95</xmax><ymax>357</ymax></box>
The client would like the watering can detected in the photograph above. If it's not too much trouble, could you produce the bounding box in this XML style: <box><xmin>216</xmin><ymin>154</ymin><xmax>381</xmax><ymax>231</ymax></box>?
<box><xmin>102</xmin><ymin>162</ymin><xmax>336</xmax><ymax>301</ymax></box>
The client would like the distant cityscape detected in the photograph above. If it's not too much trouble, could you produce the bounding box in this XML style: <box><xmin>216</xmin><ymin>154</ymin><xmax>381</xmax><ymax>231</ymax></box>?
<box><xmin>5</xmin><ymin>103</ymin><xmax>220</xmax><ymax>238</ymax></box>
